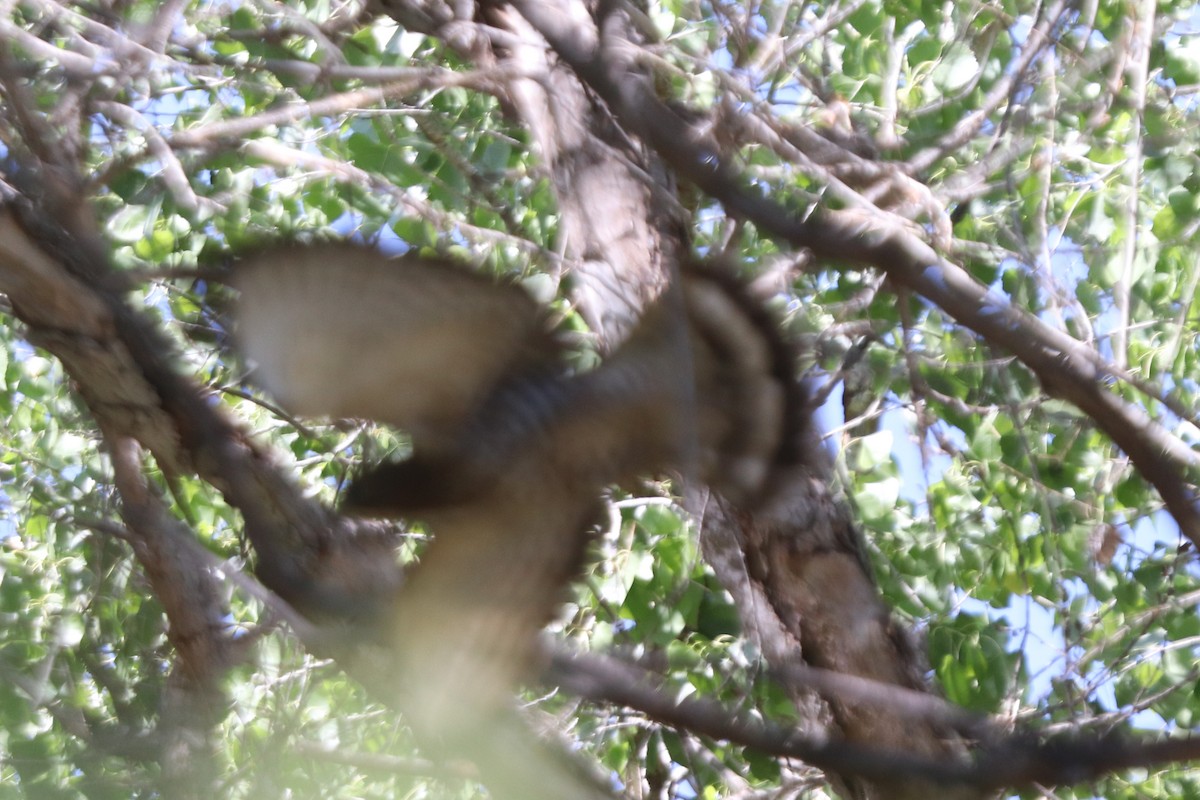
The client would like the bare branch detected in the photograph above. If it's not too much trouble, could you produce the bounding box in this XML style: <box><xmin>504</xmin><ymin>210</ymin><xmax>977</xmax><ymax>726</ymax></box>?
<box><xmin>168</xmin><ymin>69</ymin><xmax>515</xmax><ymax>151</ymax></box>
<box><xmin>548</xmin><ymin>647</ymin><xmax>1200</xmax><ymax>790</ymax></box>
<box><xmin>907</xmin><ymin>0</ymin><xmax>1072</xmax><ymax>174</ymax></box>
<box><xmin>241</xmin><ymin>138</ymin><xmax>564</xmax><ymax>266</ymax></box>
<box><xmin>92</xmin><ymin>101</ymin><xmax>206</xmax><ymax>214</ymax></box>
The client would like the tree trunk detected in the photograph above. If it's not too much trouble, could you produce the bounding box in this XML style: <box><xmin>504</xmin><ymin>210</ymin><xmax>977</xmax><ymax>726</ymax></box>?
<box><xmin>485</xmin><ymin>4</ymin><xmax>979</xmax><ymax>798</ymax></box>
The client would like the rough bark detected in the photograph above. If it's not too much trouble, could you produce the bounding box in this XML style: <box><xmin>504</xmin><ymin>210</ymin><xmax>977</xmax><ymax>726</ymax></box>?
<box><xmin>485</xmin><ymin>3</ymin><xmax>682</xmax><ymax>343</ymax></box>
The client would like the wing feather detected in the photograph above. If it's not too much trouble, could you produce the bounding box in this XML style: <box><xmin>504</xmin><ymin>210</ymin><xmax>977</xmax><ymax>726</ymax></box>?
<box><xmin>234</xmin><ymin>244</ymin><xmax>556</xmax><ymax>451</ymax></box>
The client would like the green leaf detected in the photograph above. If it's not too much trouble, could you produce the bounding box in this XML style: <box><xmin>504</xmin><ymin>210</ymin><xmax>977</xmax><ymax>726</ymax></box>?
<box><xmin>107</xmin><ymin>205</ymin><xmax>151</xmax><ymax>243</ymax></box>
<box><xmin>1165</xmin><ymin>36</ymin><xmax>1200</xmax><ymax>85</ymax></box>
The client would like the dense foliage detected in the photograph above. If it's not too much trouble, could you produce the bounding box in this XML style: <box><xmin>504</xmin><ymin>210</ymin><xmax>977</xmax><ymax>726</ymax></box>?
<box><xmin>1</xmin><ymin>1</ymin><xmax>1199</xmax><ymax>798</ymax></box>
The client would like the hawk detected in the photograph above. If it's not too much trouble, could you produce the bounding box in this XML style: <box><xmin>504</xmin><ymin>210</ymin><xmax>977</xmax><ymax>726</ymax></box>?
<box><xmin>233</xmin><ymin>242</ymin><xmax>800</xmax><ymax>797</ymax></box>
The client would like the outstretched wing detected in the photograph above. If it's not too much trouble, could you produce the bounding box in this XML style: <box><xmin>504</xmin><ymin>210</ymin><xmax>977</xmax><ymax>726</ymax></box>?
<box><xmin>230</xmin><ymin>244</ymin><xmax>800</xmax><ymax>800</ymax></box>
<box><xmin>233</xmin><ymin>243</ymin><xmax>558</xmax><ymax>452</ymax></box>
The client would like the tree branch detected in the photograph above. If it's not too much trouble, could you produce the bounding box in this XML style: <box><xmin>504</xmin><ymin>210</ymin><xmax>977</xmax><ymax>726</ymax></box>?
<box><xmin>548</xmin><ymin>647</ymin><xmax>1200</xmax><ymax>790</ymax></box>
<box><xmin>510</xmin><ymin>0</ymin><xmax>1200</xmax><ymax>545</ymax></box>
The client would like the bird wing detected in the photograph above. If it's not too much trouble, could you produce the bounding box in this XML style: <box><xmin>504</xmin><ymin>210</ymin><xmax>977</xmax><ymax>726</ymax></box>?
<box><xmin>233</xmin><ymin>243</ymin><xmax>556</xmax><ymax>451</ymax></box>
